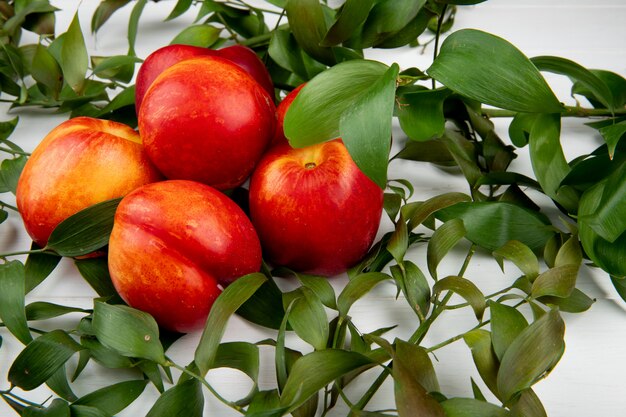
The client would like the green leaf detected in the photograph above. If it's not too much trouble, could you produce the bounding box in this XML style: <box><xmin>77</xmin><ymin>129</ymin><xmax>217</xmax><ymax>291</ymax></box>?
<box><xmin>91</xmin><ymin>55</ymin><xmax>142</xmax><ymax>83</ymax></box>
<box><xmin>0</xmin><ymin>155</ymin><xmax>27</xmax><ymax>194</ymax></box>
<box><xmin>340</xmin><ymin>63</ymin><xmax>398</xmax><ymax>187</ymax></box>
<box><xmin>166</xmin><ymin>0</ymin><xmax>194</xmax><ymax>21</ymax></box>
<box><xmin>427</xmin><ymin>218</ymin><xmax>466</xmax><ymax>279</ymax></box>
<box><xmin>92</xmin><ymin>301</ymin><xmax>165</xmax><ymax>364</ymax></box>
<box><xmin>403</xmin><ymin>192</ymin><xmax>471</xmax><ymax>231</ymax></box>
<box><xmin>146</xmin><ymin>379</ymin><xmax>204</xmax><ymax>417</ymax></box>
<box><xmin>537</xmin><ymin>288</ymin><xmax>594</xmax><ymax>313</ymax></box>
<box><xmin>32</xmin><ymin>44</ymin><xmax>62</xmax><ymax>95</ymax></box>
<box><xmin>489</xmin><ymin>301</ymin><xmax>528</xmax><ymax>361</ymax></box>
<box><xmin>91</xmin><ymin>0</ymin><xmax>132</xmax><ymax>33</ymax></box>
<box><xmin>284</xmin><ymin>60</ymin><xmax>390</xmax><ymax>147</ymax></box>
<box><xmin>387</xmin><ymin>212</ymin><xmax>409</xmax><ymax>263</ymax></box>
<box><xmin>237</xmin><ymin>274</ymin><xmax>286</xmax><ymax>329</ymax></box>
<box><xmin>391</xmin><ymin>261</ymin><xmax>430</xmax><ymax>319</ymax></box>
<box><xmin>72</xmin><ymin>380</ymin><xmax>147</xmax><ymax>414</ymax></box>
<box><xmin>0</xmin><ymin>116</ymin><xmax>19</xmax><ymax>142</ymax></box>
<box><xmin>283</xmin><ymin>287</ymin><xmax>329</xmax><ymax>351</ymax></box>
<box><xmin>170</xmin><ymin>25</ymin><xmax>221</xmax><ymax>47</ymax></box>
<box><xmin>279</xmin><ymin>350</ymin><xmax>376</xmax><ymax>412</ymax></box>
<box><xmin>493</xmin><ymin>240</ymin><xmax>540</xmax><ymax>280</ymax></box>
<box><xmin>337</xmin><ymin>272</ymin><xmax>391</xmax><ymax>317</ymax></box>
<box><xmin>531</xmin><ymin>265</ymin><xmax>579</xmax><ymax>299</ymax></box>
<box><xmin>195</xmin><ymin>273</ymin><xmax>267</xmax><ymax>375</ymax></box>
<box><xmin>22</xmin><ymin>398</ymin><xmax>70</xmax><ymax>417</ymax></box>
<box><xmin>598</xmin><ymin>120</ymin><xmax>626</xmax><ymax>159</ymax></box>
<box><xmin>510</xmin><ymin>389</ymin><xmax>547</xmax><ymax>417</ymax></box>
<box><xmin>285</xmin><ymin>0</ymin><xmax>334</xmax><ymax>65</ymax></box>
<box><xmin>528</xmin><ymin>113</ymin><xmax>578</xmax><ymax>213</ymax></box>
<box><xmin>24</xmin><ymin>245</ymin><xmax>61</xmax><ymax>293</ymax></box>
<box><xmin>26</xmin><ymin>302</ymin><xmax>87</xmax><ymax>321</ymax></box>
<box><xmin>573</xmin><ymin>69</ymin><xmax>626</xmax><ymax>110</ymax></box>
<box><xmin>436</xmin><ymin>201</ymin><xmax>555</xmax><ymax>252</ymax></box>
<box><xmin>441</xmin><ymin>398</ymin><xmax>510</xmax><ymax>417</ymax></box>
<box><xmin>497</xmin><ymin>309</ymin><xmax>565</xmax><ymax>404</ymax></box>
<box><xmin>433</xmin><ymin>276</ymin><xmax>486</xmax><ymax>321</ymax></box>
<box><xmin>213</xmin><ymin>342</ymin><xmax>260</xmax><ymax>403</ymax></box>
<box><xmin>428</xmin><ymin>29</ymin><xmax>562</xmax><ymax>113</ymax></box>
<box><xmin>61</xmin><ymin>13</ymin><xmax>88</xmax><ymax>94</ymax></box>
<box><xmin>9</xmin><ymin>330</ymin><xmax>83</xmax><ymax>391</ymax></box>
<box><xmin>294</xmin><ymin>272</ymin><xmax>337</xmax><ymax>310</ymax></box>
<box><xmin>321</xmin><ymin>0</ymin><xmax>376</xmax><ymax>46</ymax></box>
<box><xmin>508</xmin><ymin>112</ymin><xmax>534</xmax><ymax>148</ymax></box>
<box><xmin>397</xmin><ymin>87</ymin><xmax>451</xmax><ymax>141</ymax></box>
<box><xmin>45</xmin><ymin>198</ymin><xmax>121</xmax><ymax>257</ymax></box>
<box><xmin>395</xmin><ymin>339</ymin><xmax>439</xmax><ymax>392</ymax></box>
<box><xmin>358</xmin><ymin>0</ymin><xmax>427</xmax><ymax>48</ymax></box>
<box><xmin>464</xmin><ymin>329</ymin><xmax>500</xmax><ymax>400</ymax></box>
<box><xmin>0</xmin><ymin>260</ymin><xmax>32</xmax><ymax>344</ymax></box>
<box><xmin>74</xmin><ymin>257</ymin><xmax>121</xmax><ymax>299</ymax></box>
<box><xmin>127</xmin><ymin>0</ymin><xmax>147</xmax><ymax>56</ymax></box>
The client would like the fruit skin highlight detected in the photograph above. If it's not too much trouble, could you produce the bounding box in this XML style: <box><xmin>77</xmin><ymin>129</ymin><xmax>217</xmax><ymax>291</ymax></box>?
<box><xmin>249</xmin><ymin>140</ymin><xmax>384</xmax><ymax>276</ymax></box>
<box><xmin>135</xmin><ymin>44</ymin><xmax>274</xmax><ymax>111</ymax></box>
<box><xmin>108</xmin><ymin>180</ymin><xmax>262</xmax><ymax>333</ymax></box>
<box><xmin>16</xmin><ymin>116</ymin><xmax>162</xmax><ymax>247</ymax></box>
<box><xmin>138</xmin><ymin>56</ymin><xmax>276</xmax><ymax>190</ymax></box>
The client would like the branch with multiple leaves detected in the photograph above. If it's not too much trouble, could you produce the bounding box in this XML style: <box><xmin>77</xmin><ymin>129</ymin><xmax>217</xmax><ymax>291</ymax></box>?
<box><xmin>1</xmin><ymin>0</ymin><xmax>625</xmax><ymax>416</ymax></box>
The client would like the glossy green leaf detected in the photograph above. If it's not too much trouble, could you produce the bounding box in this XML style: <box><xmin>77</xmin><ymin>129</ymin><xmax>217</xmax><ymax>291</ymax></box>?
<box><xmin>74</xmin><ymin>257</ymin><xmax>120</xmax><ymax>299</ymax></box>
<box><xmin>440</xmin><ymin>130</ymin><xmax>483</xmax><ymax>187</ymax></box>
<box><xmin>493</xmin><ymin>240</ymin><xmax>540</xmax><ymax>280</ymax></box>
<box><xmin>274</xmin><ymin>269</ymin><xmax>337</xmax><ymax>310</ymax></box>
<box><xmin>285</xmin><ymin>0</ymin><xmax>334</xmax><ymax>65</ymax></box>
<box><xmin>213</xmin><ymin>342</ymin><xmax>259</xmax><ymax>403</ymax></box>
<box><xmin>573</xmin><ymin>69</ymin><xmax>626</xmax><ymax>109</ymax></box>
<box><xmin>387</xmin><ymin>212</ymin><xmax>409</xmax><ymax>263</ymax></box>
<box><xmin>321</xmin><ymin>0</ymin><xmax>376</xmax><ymax>46</ymax></box>
<box><xmin>489</xmin><ymin>301</ymin><xmax>528</xmax><ymax>361</ymax></box>
<box><xmin>403</xmin><ymin>192</ymin><xmax>471</xmax><ymax>231</ymax></box>
<box><xmin>464</xmin><ymin>330</ymin><xmax>500</xmax><ymax>399</ymax></box>
<box><xmin>237</xmin><ymin>274</ymin><xmax>286</xmax><ymax>329</ymax></box>
<box><xmin>25</xmin><ymin>302</ymin><xmax>87</xmax><ymax>321</ymax></box>
<box><xmin>45</xmin><ymin>198</ymin><xmax>121</xmax><ymax>257</ymax></box>
<box><xmin>247</xmin><ymin>390</ymin><xmax>283</xmax><ymax>416</ymax></box>
<box><xmin>427</xmin><ymin>218</ymin><xmax>466</xmax><ymax>279</ymax></box>
<box><xmin>508</xmin><ymin>112</ymin><xmax>535</xmax><ymax>148</ymax></box>
<box><xmin>32</xmin><ymin>44</ymin><xmax>62</xmax><ymax>95</ymax></box>
<box><xmin>510</xmin><ymin>389</ymin><xmax>547</xmax><ymax>417</ymax></box>
<box><xmin>166</xmin><ymin>0</ymin><xmax>193</xmax><ymax>21</ymax></box>
<box><xmin>391</xmin><ymin>261</ymin><xmax>431</xmax><ymax>319</ymax></box>
<box><xmin>9</xmin><ymin>330</ymin><xmax>83</xmax><ymax>390</ymax></box>
<box><xmin>436</xmin><ymin>201</ymin><xmax>555</xmax><ymax>252</ymax></box>
<box><xmin>531</xmin><ymin>265</ymin><xmax>579</xmax><ymax>299</ymax></box>
<box><xmin>170</xmin><ymin>25</ymin><xmax>221</xmax><ymax>47</ymax></box>
<box><xmin>531</xmin><ymin>55</ymin><xmax>614</xmax><ymax>111</ymax></box>
<box><xmin>146</xmin><ymin>379</ymin><xmax>204</xmax><ymax>417</ymax></box>
<box><xmin>0</xmin><ymin>155</ymin><xmax>27</xmax><ymax>194</ymax></box>
<box><xmin>80</xmin><ymin>335</ymin><xmax>133</xmax><ymax>369</ymax></box>
<box><xmin>433</xmin><ymin>276</ymin><xmax>486</xmax><ymax>320</ymax></box>
<box><xmin>441</xmin><ymin>398</ymin><xmax>509</xmax><ymax>417</ymax></box>
<box><xmin>91</xmin><ymin>0</ymin><xmax>131</xmax><ymax>33</ymax></box>
<box><xmin>284</xmin><ymin>60</ymin><xmax>390</xmax><ymax>147</ymax></box>
<box><xmin>91</xmin><ymin>55</ymin><xmax>142</xmax><ymax>83</ymax></box>
<box><xmin>528</xmin><ymin>113</ymin><xmax>578</xmax><ymax>213</ymax></box>
<box><xmin>339</xmin><ymin>63</ymin><xmax>398</xmax><ymax>188</ymax></box>
<box><xmin>537</xmin><ymin>288</ymin><xmax>594</xmax><ymax>313</ymax></box>
<box><xmin>396</xmin><ymin>339</ymin><xmax>439</xmax><ymax>392</ymax></box>
<box><xmin>269</xmin><ymin>29</ymin><xmax>322</xmax><ymax>81</ymax></box>
<box><xmin>96</xmin><ymin>85</ymin><xmax>136</xmax><ymax>117</ymax></box>
<box><xmin>554</xmin><ymin>235</ymin><xmax>583</xmax><ymax>268</ymax></box>
<box><xmin>598</xmin><ymin>120</ymin><xmax>626</xmax><ymax>159</ymax></box>
<box><xmin>127</xmin><ymin>0</ymin><xmax>147</xmax><ymax>55</ymax></box>
<box><xmin>359</xmin><ymin>0</ymin><xmax>427</xmax><ymax>48</ymax></box>
<box><xmin>195</xmin><ymin>273</ymin><xmax>267</xmax><ymax>375</ymax></box>
<box><xmin>497</xmin><ymin>309</ymin><xmax>565</xmax><ymax>404</ymax></box>
<box><xmin>0</xmin><ymin>116</ymin><xmax>19</xmax><ymax>142</ymax></box>
<box><xmin>283</xmin><ymin>287</ymin><xmax>329</xmax><ymax>350</ymax></box>
<box><xmin>397</xmin><ymin>88</ymin><xmax>451</xmax><ymax>141</ymax></box>
<box><xmin>60</xmin><ymin>13</ymin><xmax>88</xmax><ymax>94</ymax></box>
<box><xmin>24</xmin><ymin>245</ymin><xmax>61</xmax><ymax>293</ymax></box>
<box><xmin>337</xmin><ymin>272</ymin><xmax>391</xmax><ymax>317</ymax></box>
<box><xmin>72</xmin><ymin>380</ymin><xmax>147</xmax><ymax>415</ymax></box>
<box><xmin>0</xmin><ymin>260</ymin><xmax>32</xmax><ymax>344</ymax></box>
<box><xmin>279</xmin><ymin>350</ymin><xmax>376</xmax><ymax>411</ymax></box>
<box><xmin>22</xmin><ymin>398</ymin><xmax>70</xmax><ymax>417</ymax></box>
<box><xmin>428</xmin><ymin>29</ymin><xmax>561</xmax><ymax>113</ymax></box>
<box><xmin>92</xmin><ymin>301</ymin><xmax>165</xmax><ymax>364</ymax></box>
<box><xmin>394</xmin><ymin>139</ymin><xmax>454</xmax><ymax>166</ymax></box>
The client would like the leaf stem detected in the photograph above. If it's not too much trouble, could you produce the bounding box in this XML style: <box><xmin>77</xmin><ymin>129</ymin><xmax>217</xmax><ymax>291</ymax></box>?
<box><xmin>431</xmin><ymin>4</ymin><xmax>448</xmax><ymax>89</ymax></box>
<box><xmin>0</xmin><ymin>147</ymin><xmax>29</xmax><ymax>156</ymax></box>
<box><xmin>1</xmin><ymin>201</ymin><xmax>19</xmax><ymax>212</ymax></box>
<box><xmin>482</xmin><ymin>105</ymin><xmax>626</xmax><ymax>118</ymax></box>
<box><xmin>0</xmin><ymin>248</ymin><xmax>47</xmax><ymax>259</ymax></box>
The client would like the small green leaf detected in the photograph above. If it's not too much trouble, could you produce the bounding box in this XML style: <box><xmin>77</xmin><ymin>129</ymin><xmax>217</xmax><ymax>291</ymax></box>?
<box><xmin>32</xmin><ymin>44</ymin><xmax>62</xmax><ymax>95</ymax></box>
<box><xmin>598</xmin><ymin>120</ymin><xmax>626</xmax><ymax>159</ymax></box>
<box><xmin>294</xmin><ymin>272</ymin><xmax>337</xmax><ymax>310</ymax></box>
<box><xmin>497</xmin><ymin>309</ymin><xmax>565</xmax><ymax>404</ymax></box>
<box><xmin>403</xmin><ymin>192</ymin><xmax>471</xmax><ymax>231</ymax></box>
<box><xmin>284</xmin><ymin>60</ymin><xmax>390</xmax><ymax>147</ymax></box>
<box><xmin>166</xmin><ymin>0</ymin><xmax>194</xmax><ymax>21</ymax></box>
<box><xmin>464</xmin><ymin>329</ymin><xmax>500</xmax><ymax>400</ymax></box>
<box><xmin>395</xmin><ymin>339</ymin><xmax>439</xmax><ymax>393</ymax></box>
<box><xmin>393</xmin><ymin>138</ymin><xmax>455</xmax><ymax>166</ymax></box>
<box><xmin>433</xmin><ymin>276</ymin><xmax>486</xmax><ymax>321</ymax></box>
<box><xmin>92</xmin><ymin>301</ymin><xmax>165</xmax><ymax>364</ymax></box>
<box><xmin>510</xmin><ymin>389</ymin><xmax>547</xmax><ymax>417</ymax></box>
<box><xmin>61</xmin><ymin>13</ymin><xmax>88</xmax><ymax>94</ymax></box>
<box><xmin>537</xmin><ymin>288</ymin><xmax>594</xmax><ymax>313</ymax></box>
<box><xmin>279</xmin><ymin>350</ymin><xmax>376</xmax><ymax>412</ymax></box>
<box><xmin>45</xmin><ymin>198</ymin><xmax>121</xmax><ymax>257</ymax></box>
<box><xmin>397</xmin><ymin>87</ymin><xmax>451</xmax><ymax>141</ymax></box>
<box><xmin>24</xmin><ymin>245</ymin><xmax>61</xmax><ymax>293</ymax></box>
<box><xmin>0</xmin><ymin>155</ymin><xmax>27</xmax><ymax>194</ymax></box>
<box><xmin>127</xmin><ymin>0</ymin><xmax>147</xmax><ymax>56</ymax></box>
<box><xmin>387</xmin><ymin>213</ymin><xmax>409</xmax><ymax>263</ymax></box>
<box><xmin>170</xmin><ymin>25</ymin><xmax>221</xmax><ymax>47</ymax></box>
<box><xmin>531</xmin><ymin>265</ymin><xmax>579</xmax><ymax>299</ymax></box>
<box><xmin>340</xmin><ymin>63</ymin><xmax>398</xmax><ymax>188</ymax></box>
<box><xmin>489</xmin><ymin>301</ymin><xmax>528</xmax><ymax>361</ymax></box>
<box><xmin>72</xmin><ymin>380</ymin><xmax>147</xmax><ymax>415</ymax></box>
<box><xmin>236</xmin><ymin>274</ymin><xmax>286</xmax><ymax>330</ymax></box>
<box><xmin>0</xmin><ymin>116</ymin><xmax>19</xmax><ymax>142</ymax></box>
<box><xmin>91</xmin><ymin>0</ymin><xmax>132</xmax><ymax>33</ymax></box>
<box><xmin>573</xmin><ymin>69</ymin><xmax>626</xmax><ymax>110</ymax></box>
<box><xmin>22</xmin><ymin>398</ymin><xmax>70</xmax><ymax>417</ymax></box>
<box><xmin>441</xmin><ymin>398</ymin><xmax>510</xmax><ymax>417</ymax></box>
<box><xmin>283</xmin><ymin>287</ymin><xmax>329</xmax><ymax>351</ymax></box>
<box><xmin>391</xmin><ymin>261</ymin><xmax>430</xmax><ymax>319</ymax></box>
<box><xmin>0</xmin><ymin>260</ymin><xmax>32</xmax><ymax>344</ymax></box>
<box><xmin>26</xmin><ymin>302</ymin><xmax>88</xmax><ymax>321</ymax></box>
<box><xmin>9</xmin><ymin>330</ymin><xmax>83</xmax><ymax>391</ymax></box>
<box><xmin>146</xmin><ymin>379</ymin><xmax>204</xmax><ymax>417</ymax></box>
<box><xmin>337</xmin><ymin>272</ymin><xmax>391</xmax><ymax>317</ymax></box>
<box><xmin>195</xmin><ymin>273</ymin><xmax>267</xmax><ymax>375</ymax></box>
<box><xmin>427</xmin><ymin>218</ymin><xmax>466</xmax><ymax>279</ymax></box>
<box><xmin>492</xmin><ymin>240</ymin><xmax>540</xmax><ymax>280</ymax></box>
<box><xmin>428</xmin><ymin>29</ymin><xmax>562</xmax><ymax>113</ymax></box>
<box><xmin>213</xmin><ymin>342</ymin><xmax>260</xmax><ymax>403</ymax></box>
<box><xmin>321</xmin><ymin>0</ymin><xmax>376</xmax><ymax>46</ymax></box>
<box><xmin>285</xmin><ymin>0</ymin><xmax>334</xmax><ymax>65</ymax></box>
<box><xmin>358</xmin><ymin>0</ymin><xmax>427</xmax><ymax>48</ymax></box>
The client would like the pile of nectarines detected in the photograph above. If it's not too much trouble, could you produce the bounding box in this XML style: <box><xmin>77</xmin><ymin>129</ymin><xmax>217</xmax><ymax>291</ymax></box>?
<box><xmin>16</xmin><ymin>44</ymin><xmax>383</xmax><ymax>333</ymax></box>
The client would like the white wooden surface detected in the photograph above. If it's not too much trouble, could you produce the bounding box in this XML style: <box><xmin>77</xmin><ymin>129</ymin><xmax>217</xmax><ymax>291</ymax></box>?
<box><xmin>2</xmin><ymin>0</ymin><xmax>626</xmax><ymax>415</ymax></box>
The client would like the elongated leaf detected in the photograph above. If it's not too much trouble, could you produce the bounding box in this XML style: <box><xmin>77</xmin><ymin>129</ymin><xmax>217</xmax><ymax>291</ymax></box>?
<box><xmin>573</xmin><ymin>69</ymin><xmax>626</xmax><ymax>110</ymax></box>
<box><xmin>391</xmin><ymin>261</ymin><xmax>430</xmax><ymax>319</ymax></box>
<box><xmin>146</xmin><ymin>379</ymin><xmax>204</xmax><ymax>417</ymax></box>
<box><xmin>72</xmin><ymin>380</ymin><xmax>147</xmax><ymax>415</ymax></box>
<box><xmin>510</xmin><ymin>389</ymin><xmax>547</xmax><ymax>417</ymax></box>
<box><xmin>395</xmin><ymin>339</ymin><xmax>439</xmax><ymax>392</ymax></box>
<box><xmin>598</xmin><ymin>120</ymin><xmax>626</xmax><ymax>159</ymax></box>
<box><xmin>436</xmin><ymin>202</ymin><xmax>555</xmax><ymax>252</ymax></box>
<box><xmin>170</xmin><ymin>25</ymin><xmax>221</xmax><ymax>47</ymax></box>
<box><xmin>489</xmin><ymin>301</ymin><xmax>528</xmax><ymax>361</ymax></box>
<box><xmin>0</xmin><ymin>260</ymin><xmax>32</xmax><ymax>344</ymax></box>
<box><xmin>237</xmin><ymin>274</ymin><xmax>286</xmax><ymax>329</ymax></box>
<box><xmin>213</xmin><ymin>342</ymin><xmax>259</xmax><ymax>402</ymax></box>
<box><xmin>92</xmin><ymin>301</ymin><xmax>165</xmax><ymax>364</ymax></box>
<box><xmin>531</xmin><ymin>265</ymin><xmax>579</xmax><ymax>299</ymax></box>
<box><xmin>166</xmin><ymin>0</ymin><xmax>193</xmax><ymax>21</ymax></box>
<box><xmin>0</xmin><ymin>155</ymin><xmax>27</xmax><ymax>194</ymax></box>
<box><xmin>91</xmin><ymin>0</ymin><xmax>131</xmax><ymax>33</ymax></box>
<box><xmin>397</xmin><ymin>88</ymin><xmax>451</xmax><ymax>141</ymax></box>
<box><xmin>279</xmin><ymin>350</ymin><xmax>376</xmax><ymax>411</ymax></box>
<box><xmin>434</xmin><ymin>276</ymin><xmax>486</xmax><ymax>320</ymax></box>
<box><xmin>464</xmin><ymin>330</ymin><xmax>500</xmax><ymax>400</ymax></box>
<box><xmin>24</xmin><ymin>246</ymin><xmax>61</xmax><ymax>293</ymax></box>
<box><xmin>61</xmin><ymin>13</ymin><xmax>88</xmax><ymax>94</ymax></box>
<box><xmin>493</xmin><ymin>240</ymin><xmax>540</xmax><ymax>280</ymax></box>
<box><xmin>127</xmin><ymin>0</ymin><xmax>147</xmax><ymax>56</ymax></box>
<box><xmin>337</xmin><ymin>272</ymin><xmax>391</xmax><ymax>317</ymax></box>
<box><xmin>22</xmin><ymin>398</ymin><xmax>70</xmax><ymax>417</ymax></box>
<box><xmin>441</xmin><ymin>398</ymin><xmax>510</xmax><ymax>417</ymax></box>
<box><xmin>284</xmin><ymin>60</ymin><xmax>390</xmax><ymax>147</ymax></box>
<box><xmin>322</xmin><ymin>0</ymin><xmax>376</xmax><ymax>46</ymax></box>
<box><xmin>195</xmin><ymin>273</ymin><xmax>267</xmax><ymax>375</ymax></box>
<box><xmin>428</xmin><ymin>29</ymin><xmax>561</xmax><ymax>113</ymax></box>
<box><xmin>45</xmin><ymin>198</ymin><xmax>121</xmax><ymax>257</ymax></box>
<box><xmin>403</xmin><ymin>192</ymin><xmax>471</xmax><ymax>231</ymax></box>
<box><xmin>537</xmin><ymin>288</ymin><xmax>594</xmax><ymax>313</ymax></box>
<box><xmin>427</xmin><ymin>218</ymin><xmax>466</xmax><ymax>279</ymax></box>
<box><xmin>359</xmin><ymin>0</ymin><xmax>427</xmax><ymax>48</ymax></box>
<box><xmin>9</xmin><ymin>330</ymin><xmax>83</xmax><ymax>390</ymax></box>
<box><xmin>497</xmin><ymin>309</ymin><xmax>565</xmax><ymax>403</ymax></box>
<box><xmin>32</xmin><ymin>44</ymin><xmax>62</xmax><ymax>94</ymax></box>
<box><xmin>26</xmin><ymin>302</ymin><xmax>87</xmax><ymax>321</ymax></box>
<box><xmin>285</xmin><ymin>0</ymin><xmax>333</xmax><ymax>65</ymax></box>
<box><xmin>294</xmin><ymin>272</ymin><xmax>337</xmax><ymax>310</ymax></box>
<box><xmin>74</xmin><ymin>257</ymin><xmax>120</xmax><ymax>299</ymax></box>
<box><xmin>283</xmin><ymin>287</ymin><xmax>329</xmax><ymax>351</ymax></box>
<box><xmin>528</xmin><ymin>113</ymin><xmax>578</xmax><ymax>213</ymax></box>
<box><xmin>340</xmin><ymin>63</ymin><xmax>398</xmax><ymax>187</ymax></box>
<box><xmin>387</xmin><ymin>212</ymin><xmax>409</xmax><ymax>263</ymax></box>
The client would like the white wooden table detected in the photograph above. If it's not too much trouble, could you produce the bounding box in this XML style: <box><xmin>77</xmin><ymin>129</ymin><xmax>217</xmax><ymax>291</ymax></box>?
<box><xmin>1</xmin><ymin>0</ymin><xmax>625</xmax><ymax>415</ymax></box>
